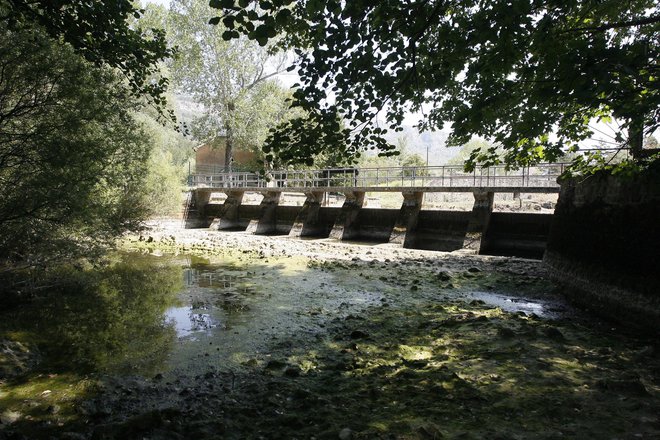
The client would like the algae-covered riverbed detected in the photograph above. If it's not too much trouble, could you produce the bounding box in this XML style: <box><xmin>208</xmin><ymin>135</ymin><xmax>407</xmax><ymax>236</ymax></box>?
<box><xmin>1</xmin><ymin>230</ymin><xmax>659</xmax><ymax>439</ymax></box>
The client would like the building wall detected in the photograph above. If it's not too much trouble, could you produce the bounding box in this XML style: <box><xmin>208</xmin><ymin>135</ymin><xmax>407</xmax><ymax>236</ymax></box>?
<box><xmin>195</xmin><ymin>142</ymin><xmax>258</xmax><ymax>170</ymax></box>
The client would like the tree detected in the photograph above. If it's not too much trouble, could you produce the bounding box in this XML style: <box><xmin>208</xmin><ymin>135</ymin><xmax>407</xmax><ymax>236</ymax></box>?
<box><xmin>0</xmin><ymin>25</ymin><xmax>154</xmax><ymax>267</ymax></box>
<box><xmin>448</xmin><ymin>139</ymin><xmax>504</xmax><ymax>166</ymax></box>
<box><xmin>358</xmin><ymin>135</ymin><xmax>428</xmax><ymax>176</ymax></box>
<box><xmin>0</xmin><ymin>0</ymin><xmax>174</xmax><ymax>116</ymax></box>
<box><xmin>137</xmin><ymin>112</ymin><xmax>195</xmax><ymax>216</ymax></box>
<box><xmin>211</xmin><ymin>0</ymin><xmax>659</xmax><ymax>170</ymax></box>
<box><xmin>168</xmin><ymin>0</ymin><xmax>291</xmax><ymax>170</ymax></box>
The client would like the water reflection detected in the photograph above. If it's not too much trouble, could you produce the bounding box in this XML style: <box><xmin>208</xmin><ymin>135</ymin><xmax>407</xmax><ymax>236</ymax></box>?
<box><xmin>166</xmin><ymin>268</ymin><xmax>257</xmax><ymax>339</ymax></box>
<box><xmin>468</xmin><ymin>291</ymin><xmax>562</xmax><ymax>318</ymax></box>
<box><xmin>0</xmin><ymin>256</ymin><xmax>183</xmax><ymax>376</ymax></box>
<box><xmin>165</xmin><ymin>306</ymin><xmax>219</xmax><ymax>338</ymax></box>
<box><xmin>0</xmin><ymin>252</ymin><xmax>381</xmax><ymax>379</ymax></box>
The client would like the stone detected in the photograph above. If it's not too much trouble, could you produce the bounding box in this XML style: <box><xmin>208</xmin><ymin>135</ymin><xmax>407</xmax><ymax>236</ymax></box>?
<box><xmin>595</xmin><ymin>379</ymin><xmax>650</xmax><ymax>397</ymax></box>
<box><xmin>497</xmin><ymin>327</ymin><xmax>516</xmax><ymax>339</ymax></box>
<box><xmin>0</xmin><ymin>410</ymin><xmax>21</xmax><ymax>425</ymax></box>
<box><xmin>543</xmin><ymin>327</ymin><xmax>565</xmax><ymax>341</ymax></box>
<box><xmin>349</xmin><ymin>330</ymin><xmax>369</xmax><ymax>339</ymax></box>
<box><xmin>436</xmin><ymin>271</ymin><xmax>452</xmax><ymax>282</ymax></box>
<box><xmin>265</xmin><ymin>359</ymin><xmax>286</xmax><ymax>370</ymax></box>
<box><xmin>339</xmin><ymin>427</ymin><xmax>353</xmax><ymax>439</ymax></box>
<box><xmin>283</xmin><ymin>365</ymin><xmax>302</xmax><ymax>377</ymax></box>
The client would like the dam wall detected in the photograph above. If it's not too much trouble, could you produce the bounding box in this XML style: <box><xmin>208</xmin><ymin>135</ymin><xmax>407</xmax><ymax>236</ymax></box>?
<box><xmin>544</xmin><ymin>166</ymin><xmax>660</xmax><ymax>332</ymax></box>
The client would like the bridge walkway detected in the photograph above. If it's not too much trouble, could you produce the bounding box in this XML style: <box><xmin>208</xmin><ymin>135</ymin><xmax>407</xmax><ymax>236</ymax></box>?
<box><xmin>189</xmin><ymin>163</ymin><xmax>565</xmax><ymax>193</ymax></box>
<box><xmin>186</xmin><ymin>163</ymin><xmax>566</xmax><ymax>257</ymax></box>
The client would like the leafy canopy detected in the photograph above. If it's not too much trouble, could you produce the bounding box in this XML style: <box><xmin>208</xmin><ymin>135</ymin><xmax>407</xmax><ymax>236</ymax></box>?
<box><xmin>0</xmin><ymin>24</ymin><xmax>154</xmax><ymax>266</ymax></box>
<box><xmin>211</xmin><ymin>0</ymin><xmax>659</xmax><ymax>169</ymax></box>
<box><xmin>1</xmin><ymin>0</ymin><xmax>174</xmax><ymax>115</ymax></box>
<box><xmin>168</xmin><ymin>0</ymin><xmax>294</xmax><ymax>170</ymax></box>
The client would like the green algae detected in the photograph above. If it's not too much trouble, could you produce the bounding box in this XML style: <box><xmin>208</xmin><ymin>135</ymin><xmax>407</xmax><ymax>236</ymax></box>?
<box><xmin>1</xmin><ymin>241</ymin><xmax>659</xmax><ymax>439</ymax></box>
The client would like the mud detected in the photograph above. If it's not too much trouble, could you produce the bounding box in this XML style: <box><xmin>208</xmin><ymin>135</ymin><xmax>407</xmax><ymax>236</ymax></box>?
<box><xmin>0</xmin><ymin>228</ymin><xmax>658</xmax><ymax>439</ymax></box>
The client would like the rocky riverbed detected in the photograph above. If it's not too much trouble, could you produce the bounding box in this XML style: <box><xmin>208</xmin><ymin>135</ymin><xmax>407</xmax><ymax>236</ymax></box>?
<box><xmin>1</xmin><ymin>225</ymin><xmax>659</xmax><ymax>439</ymax></box>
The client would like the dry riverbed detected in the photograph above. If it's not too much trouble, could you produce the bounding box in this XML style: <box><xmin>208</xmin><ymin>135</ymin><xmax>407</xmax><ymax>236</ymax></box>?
<box><xmin>1</xmin><ymin>225</ymin><xmax>659</xmax><ymax>439</ymax></box>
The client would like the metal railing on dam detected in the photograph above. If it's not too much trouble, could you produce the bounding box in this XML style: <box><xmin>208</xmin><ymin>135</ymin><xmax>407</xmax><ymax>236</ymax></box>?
<box><xmin>189</xmin><ymin>163</ymin><xmax>567</xmax><ymax>193</ymax></box>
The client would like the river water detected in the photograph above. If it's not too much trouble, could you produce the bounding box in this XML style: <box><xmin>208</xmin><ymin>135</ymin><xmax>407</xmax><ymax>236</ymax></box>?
<box><xmin>1</xmin><ymin>249</ymin><xmax>658</xmax><ymax>439</ymax></box>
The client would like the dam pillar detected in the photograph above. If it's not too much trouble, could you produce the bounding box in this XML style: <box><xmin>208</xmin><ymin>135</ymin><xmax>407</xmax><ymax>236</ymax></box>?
<box><xmin>462</xmin><ymin>190</ymin><xmax>494</xmax><ymax>253</ymax></box>
<box><xmin>185</xmin><ymin>189</ymin><xmax>213</xmax><ymax>228</ymax></box>
<box><xmin>389</xmin><ymin>191</ymin><xmax>424</xmax><ymax>247</ymax></box>
<box><xmin>209</xmin><ymin>190</ymin><xmax>245</xmax><ymax>230</ymax></box>
<box><xmin>329</xmin><ymin>191</ymin><xmax>365</xmax><ymax>240</ymax></box>
<box><xmin>289</xmin><ymin>191</ymin><xmax>325</xmax><ymax>238</ymax></box>
<box><xmin>246</xmin><ymin>191</ymin><xmax>281</xmax><ymax>235</ymax></box>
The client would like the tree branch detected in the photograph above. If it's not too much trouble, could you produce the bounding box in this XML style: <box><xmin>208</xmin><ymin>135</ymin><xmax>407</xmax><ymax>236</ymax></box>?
<box><xmin>561</xmin><ymin>15</ymin><xmax>660</xmax><ymax>33</ymax></box>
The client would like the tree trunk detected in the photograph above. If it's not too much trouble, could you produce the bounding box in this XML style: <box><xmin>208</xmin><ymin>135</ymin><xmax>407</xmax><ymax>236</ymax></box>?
<box><xmin>224</xmin><ymin>102</ymin><xmax>236</xmax><ymax>172</ymax></box>
<box><xmin>224</xmin><ymin>126</ymin><xmax>233</xmax><ymax>172</ymax></box>
<box><xmin>629</xmin><ymin>122</ymin><xmax>644</xmax><ymax>160</ymax></box>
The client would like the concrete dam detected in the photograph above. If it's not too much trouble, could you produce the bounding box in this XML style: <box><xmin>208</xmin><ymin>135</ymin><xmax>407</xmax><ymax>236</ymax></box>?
<box><xmin>185</xmin><ymin>164</ymin><xmax>563</xmax><ymax>259</ymax></box>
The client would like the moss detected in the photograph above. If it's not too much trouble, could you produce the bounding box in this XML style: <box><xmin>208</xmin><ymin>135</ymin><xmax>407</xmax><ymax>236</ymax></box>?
<box><xmin>2</xmin><ymin>244</ymin><xmax>659</xmax><ymax>439</ymax></box>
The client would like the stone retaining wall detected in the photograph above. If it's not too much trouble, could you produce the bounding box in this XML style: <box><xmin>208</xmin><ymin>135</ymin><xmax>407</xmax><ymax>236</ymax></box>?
<box><xmin>544</xmin><ymin>166</ymin><xmax>660</xmax><ymax>332</ymax></box>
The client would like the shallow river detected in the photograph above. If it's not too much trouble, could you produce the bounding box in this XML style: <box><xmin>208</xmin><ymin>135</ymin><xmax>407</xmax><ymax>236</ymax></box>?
<box><xmin>0</xmin><ymin>248</ymin><xmax>658</xmax><ymax>439</ymax></box>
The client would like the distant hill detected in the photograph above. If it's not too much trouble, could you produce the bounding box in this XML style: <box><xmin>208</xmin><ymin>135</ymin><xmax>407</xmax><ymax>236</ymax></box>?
<box><xmin>382</xmin><ymin>126</ymin><xmax>460</xmax><ymax>165</ymax></box>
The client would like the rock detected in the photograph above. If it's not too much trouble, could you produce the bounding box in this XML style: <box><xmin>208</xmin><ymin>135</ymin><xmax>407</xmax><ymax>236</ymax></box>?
<box><xmin>467</xmin><ymin>267</ymin><xmax>481</xmax><ymax>273</ymax></box>
<box><xmin>497</xmin><ymin>327</ymin><xmax>516</xmax><ymax>339</ymax></box>
<box><xmin>284</xmin><ymin>365</ymin><xmax>302</xmax><ymax>377</ymax></box>
<box><xmin>339</xmin><ymin>427</ymin><xmax>353</xmax><ymax>439</ymax></box>
<box><xmin>0</xmin><ymin>410</ymin><xmax>21</xmax><ymax>425</ymax></box>
<box><xmin>349</xmin><ymin>330</ymin><xmax>369</xmax><ymax>339</ymax></box>
<box><xmin>265</xmin><ymin>359</ymin><xmax>286</xmax><ymax>370</ymax></box>
<box><xmin>595</xmin><ymin>378</ymin><xmax>650</xmax><ymax>397</ymax></box>
<box><xmin>436</xmin><ymin>271</ymin><xmax>452</xmax><ymax>281</ymax></box>
<box><xmin>543</xmin><ymin>327</ymin><xmax>565</xmax><ymax>341</ymax></box>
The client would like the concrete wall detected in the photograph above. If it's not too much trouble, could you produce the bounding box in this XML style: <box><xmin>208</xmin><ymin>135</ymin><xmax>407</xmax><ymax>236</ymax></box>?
<box><xmin>205</xmin><ymin>204</ymin><xmax>260</xmax><ymax>230</ymax></box>
<box><xmin>355</xmin><ymin>208</ymin><xmax>398</xmax><ymax>242</ymax></box>
<box><xmin>272</xmin><ymin>206</ymin><xmax>299</xmax><ymax>235</ymax></box>
<box><xmin>188</xmin><ymin>190</ymin><xmax>557</xmax><ymax>260</ymax></box>
<box><xmin>308</xmin><ymin>207</ymin><xmax>342</xmax><ymax>237</ymax></box>
<box><xmin>482</xmin><ymin>212</ymin><xmax>552</xmax><ymax>259</ymax></box>
<box><xmin>544</xmin><ymin>166</ymin><xmax>660</xmax><ymax>332</ymax></box>
<box><xmin>204</xmin><ymin>204</ymin><xmax>308</xmax><ymax>235</ymax></box>
<box><xmin>413</xmin><ymin>211</ymin><xmax>471</xmax><ymax>251</ymax></box>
